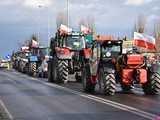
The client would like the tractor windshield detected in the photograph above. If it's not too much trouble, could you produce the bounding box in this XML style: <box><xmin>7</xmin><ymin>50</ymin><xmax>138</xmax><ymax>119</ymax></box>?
<box><xmin>65</xmin><ymin>36</ymin><xmax>85</xmax><ymax>50</ymax></box>
<box><xmin>39</xmin><ymin>48</ymin><xmax>49</xmax><ymax>56</ymax></box>
<box><xmin>101</xmin><ymin>44</ymin><xmax>121</xmax><ymax>57</ymax></box>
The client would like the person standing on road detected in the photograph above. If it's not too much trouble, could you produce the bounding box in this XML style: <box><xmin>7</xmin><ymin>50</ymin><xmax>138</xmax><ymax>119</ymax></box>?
<box><xmin>90</xmin><ymin>41</ymin><xmax>101</xmax><ymax>83</ymax></box>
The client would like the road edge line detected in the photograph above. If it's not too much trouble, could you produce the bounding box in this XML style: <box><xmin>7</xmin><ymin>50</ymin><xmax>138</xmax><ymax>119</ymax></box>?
<box><xmin>0</xmin><ymin>99</ymin><xmax>13</xmax><ymax>120</ymax></box>
<box><xmin>44</xmin><ymin>82</ymin><xmax>158</xmax><ymax>120</ymax></box>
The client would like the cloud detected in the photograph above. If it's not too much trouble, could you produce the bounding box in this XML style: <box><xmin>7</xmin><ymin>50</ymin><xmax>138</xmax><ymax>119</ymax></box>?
<box><xmin>124</xmin><ymin>0</ymin><xmax>152</xmax><ymax>6</ymax></box>
<box><xmin>148</xmin><ymin>14</ymin><xmax>160</xmax><ymax>22</ymax></box>
<box><xmin>152</xmin><ymin>6</ymin><xmax>160</xmax><ymax>11</ymax></box>
<box><xmin>0</xmin><ymin>0</ymin><xmax>160</xmax><ymax>56</ymax></box>
<box><xmin>23</xmin><ymin>0</ymin><xmax>52</xmax><ymax>9</ymax></box>
<box><xmin>0</xmin><ymin>0</ymin><xmax>21</xmax><ymax>6</ymax></box>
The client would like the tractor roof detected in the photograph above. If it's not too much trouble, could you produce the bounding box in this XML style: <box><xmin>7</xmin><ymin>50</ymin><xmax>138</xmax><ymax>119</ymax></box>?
<box><xmin>58</xmin><ymin>31</ymin><xmax>84</xmax><ymax>37</ymax></box>
<box><xmin>94</xmin><ymin>35</ymin><xmax>122</xmax><ymax>43</ymax></box>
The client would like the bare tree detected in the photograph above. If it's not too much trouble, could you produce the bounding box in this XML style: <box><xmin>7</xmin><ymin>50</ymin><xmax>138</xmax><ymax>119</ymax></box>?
<box><xmin>154</xmin><ymin>20</ymin><xmax>160</xmax><ymax>52</ymax></box>
<box><xmin>79</xmin><ymin>16</ymin><xmax>96</xmax><ymax>33</ymax></box>
<box><xmin>79</xmin><ymin>18</ymin><xmax>86</xmax><ymax>27</ymax></box>
<box><xmin>28</xmin><ymin>34</ymin><xmax>39</xmax><ymax>48</ymax></box>
<box><xmin>31</xmin><ymin>34</ymin><xmax>38</xmax><ymax>42</ymax></box>
<box><xmin>135</xmin><ymin>14</ymin><xmax>147</xmax><ymax>33</ymax></box>
<box><xmin>87</xmin><ymin>16</ymin><xmax>96</xmax><ymax>33</ymax></box>
<box><xmin>56</xmin><ymin>12</ymin><xmax>68</xmax><ymax>29</ymax></box>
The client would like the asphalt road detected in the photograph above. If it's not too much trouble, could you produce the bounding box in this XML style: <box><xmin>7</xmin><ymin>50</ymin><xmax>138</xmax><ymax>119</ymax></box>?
<box><xmin>0</xmin><ymin>70</ymin><xmax>159</xmax><ymax>120</ymax></box>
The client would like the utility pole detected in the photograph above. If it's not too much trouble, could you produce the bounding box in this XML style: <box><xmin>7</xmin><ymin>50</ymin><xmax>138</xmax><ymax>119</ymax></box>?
<box><xmin>67</xmin><ymin>0</ymin><xmax>69</xmax><ymax>27</ymax></box>
<box><xmin>37</xmin><ymin>3</ymin><xmax>50</xmax><ymax>47</ymax></box>
<box><xmin>37</xmin><ymin>5</ymin><xmax>42</xmax><ymax>42</ymax></box>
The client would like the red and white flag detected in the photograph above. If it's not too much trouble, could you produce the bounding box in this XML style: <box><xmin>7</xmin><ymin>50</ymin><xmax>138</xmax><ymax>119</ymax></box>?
<box><xmin>59</xmin><ymin>24</ymin><xmax>72</xmax><ymax>34</ymax></box>
<box><xmin>31</xmin><ymin>39</ymin><xmax>39</xmax><ymax>48</ymax></box>
<box><xmin>21</xmin><ymin>46</ymin><xmax>29</xmax><ymax>52</ymax></box>
<box><xmin>81</xmin><ymin>25</ymin><xmax>91</xmax><ymax>35</ymax></box>
<box><xmin>134</xmin><ymin>32</ymin><xmax>156</xmax><ymax>50</ymax></box>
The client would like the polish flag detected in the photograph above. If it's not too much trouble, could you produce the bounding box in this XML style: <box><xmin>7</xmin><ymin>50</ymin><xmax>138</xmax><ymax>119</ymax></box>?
<box><xmin>59</xmin><ymin>24</ymin><xmax>72</xmax><ymax>34</ymax></box>
<box><xmin>21</xmin><ymin>46</ymin><xmax>29</xmax><ymax>52</ymax></box>
<box><xmin>32</xmin><ymin>39</ymin><xmax>39</xmax><ymax>48</ymax></box>
<box><xmin>134</xmin><ymin>32</ymin><xmax>156</xmax><ymax>50</ymax></box>
<box><xmin>81</xmin><ymin>25</ymin><xmax>91</xmax><ymax>35</ymax></box>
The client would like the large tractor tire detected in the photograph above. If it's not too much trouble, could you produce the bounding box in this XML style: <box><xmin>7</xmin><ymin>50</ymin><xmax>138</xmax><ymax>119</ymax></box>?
<box><xmin>48</xmin><ymin>61</ymin><xmax>54</xmax><ymax>82</ymax></box>
<box><xmin>99</xmin><ymin>68</ymin><xmax>116</xmax><ymax>96</ymax></box>
<box><xmin>104</xmin><ymin>74</ymin><xmax>116</xmax><ymax>95</ymax></box>
<box><xmin>57</xmin><ymin>60</ymin><xmax>69</xmax><ymax>83</ymax></box>
<box><xmin>29</xmin><ymin>62</ymin><xmax>37</xmax><ymax>76</ymax></box>
<box><xmin>82</xmin><ymin>63</ymin><xmax>95</xmax><ymax>93</ymax></box>
<box><xmin>142</xmin><ymin>72</ymin><xmax>160</xmax><ymax>95</ymax></box>
<box><xmin>32</xmin><ymin>62</ymin><xmax>37</xmax><ymax>77</ymax></box>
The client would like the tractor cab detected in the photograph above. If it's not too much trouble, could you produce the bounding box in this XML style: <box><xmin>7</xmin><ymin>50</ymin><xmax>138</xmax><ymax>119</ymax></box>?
<box><xmin>56</xmin><ymin>32</ymin><xmax>85</xmax><ymax>51</ymax></box>
<box><xmin>100</xmin><ymin>40</ymin><xmax>122</xmax><ymax>60</ymax></box>
<box><xmin>49</xmin><ymin>27</ymin><xmax>88</xmax><ymax>83</ymax></box>
<box><xmin>64</xmin><ymin>32</ymin><xmax>85</xmax><ymax>51</ymax></box>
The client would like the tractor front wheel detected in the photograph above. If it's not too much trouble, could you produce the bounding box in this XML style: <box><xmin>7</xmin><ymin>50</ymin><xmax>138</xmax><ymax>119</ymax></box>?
<box><xmin>98</xmin><ymin>68</ymin><xmax>116</xmax><ymax>95</ymax></box>
<box><xmin>142</xmin><ymin>72</ymin><xmax>160</xmax><ymax>95</ymax></box>
<box><xmin>57</xmin><ymin>60</ymin><xmax>69</xmax><ymax>83</ymax></box>
<box><xmin>104</xmin><ymin>73</ymin><xmax>116</xmax><ymax>95</ymax></box>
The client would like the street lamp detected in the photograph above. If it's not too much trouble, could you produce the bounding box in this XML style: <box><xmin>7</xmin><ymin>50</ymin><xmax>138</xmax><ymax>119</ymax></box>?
<box><xmin>37</xmin><ymin>5</ymin><xmax>41</xmax><ymax>42</ymax></box>
<box><xmin>67</xmin><ymin>0</ymin><xmax>69</xmax><ymax>27</ymax></box>
<box><xmin>37</xmin><ymin>4</ymin><xmax>50</xmax><ymax>47</ymax></box>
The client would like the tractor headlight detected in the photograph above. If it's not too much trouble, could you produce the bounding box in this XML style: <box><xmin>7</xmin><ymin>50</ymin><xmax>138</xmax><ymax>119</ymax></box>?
<box><xmin>111</xmin><ymin>69</ymin><xmax>115</xmax><ymax>73</ymax></box>
<box><xmin>106</xmin><ymin>52</ymin><xmax>111</xmax><ymax>57</ymax></box>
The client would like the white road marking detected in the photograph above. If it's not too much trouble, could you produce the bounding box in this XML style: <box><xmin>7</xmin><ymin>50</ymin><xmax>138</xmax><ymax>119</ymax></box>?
<box><xmin>2</xmin><ymin>70</ymin><xmax>159</xmax><ymax>120</ymax></box>
<box><xmin>0</xmin><ymin>99</ymin><xmax>14</xmax><ymax>120</ymax></box>
<box><xmin>44</xmin><ymin>82</ymin><xmax>158</xmax><ymax>120</ymax></box>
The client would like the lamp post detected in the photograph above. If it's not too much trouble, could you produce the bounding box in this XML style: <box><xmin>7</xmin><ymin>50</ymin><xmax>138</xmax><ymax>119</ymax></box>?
<box><xmin>37</xmin><ymin>5</ymin><xmax>42</xmax><ymax>42</ymax></box>
<box><xmin>37</xmin><ymin>4</ymin><xmax>50</xmax><ymax>47</ymax></box>
<box><xmin>67</xmin><ymin>0</ymin><xmax>69</xmax><ymax>27</ymax></box>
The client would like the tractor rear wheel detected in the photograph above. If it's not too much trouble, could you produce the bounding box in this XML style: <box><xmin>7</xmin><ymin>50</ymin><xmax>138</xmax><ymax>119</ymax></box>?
<box><xmin>57</xmin><ymin>60</ymin><xmax>69</xmax><ymax>83</ymax></box>
<box><xmin>82</xmin><ymin>63</ymin><xmax>95</xmax><ymax>93</ymax></box>
<box><xmin>142</xmin><ymin>72</ymin><xmax>160</xmax><ymax>95</ymax></box>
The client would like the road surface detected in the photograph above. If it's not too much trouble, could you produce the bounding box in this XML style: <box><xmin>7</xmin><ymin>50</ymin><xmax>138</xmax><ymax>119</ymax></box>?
<box><xmin>0</xmin><ymin>70</ymin><xmax>159</xmax><ymax>120</ymax></box>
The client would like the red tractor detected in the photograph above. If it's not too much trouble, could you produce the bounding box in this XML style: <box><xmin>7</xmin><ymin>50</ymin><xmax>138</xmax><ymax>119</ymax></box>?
<box><xmin>48</xmin><ymin>24</ymin><xmax>92</xmax><ymax>83</ymax></box>
<box><xmin>82</xmin><ymin>36</ymin><xmax>123</xmax><ymax>95</ymax></box>
<box><xmin>118</xmin><ymin>48</ymin><xmax>160</xmax><ymax>95</ymax></box>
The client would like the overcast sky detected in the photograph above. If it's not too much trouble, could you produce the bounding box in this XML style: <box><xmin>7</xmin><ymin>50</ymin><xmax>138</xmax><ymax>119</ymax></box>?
<box><xmin>0</xmin><ymin>0</ymin><xmax>160</xmax><ymax>57</ymax></box>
